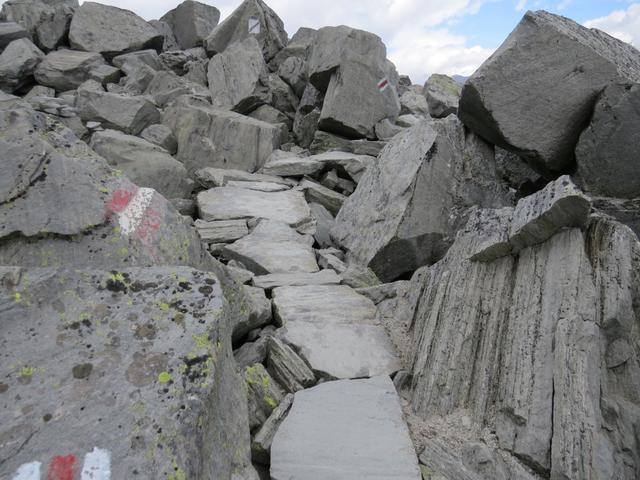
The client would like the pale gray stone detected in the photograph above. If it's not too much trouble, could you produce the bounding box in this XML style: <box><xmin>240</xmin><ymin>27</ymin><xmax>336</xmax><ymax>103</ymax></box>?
<box><xmin>140</xmin><ymin>123</ymin><xmax>177</xmax><ymax>154</ymax></box>
<box><xmin>298</xmin><ymin>178</ymin><xmax>346</xmax><ymax>216</ymax></box>
<box><xmin>267</xmin><ymin>336</ymin><xmax>316</xmax><ymax>393</ymax></box>
<box><xmin>252</xmin><ymin>394</ymin><xmax>294</xmax><ymax>465</ymax></box>
<box><xmin>196</xmin><ymin>219</ymin><xmax>249</xmax><ymax>244</ymax></box>
<box><xmin>234</xmin><ymin>285</ymin><xmax>272</xmax><ymax>344</ymax></box>
<box><xmin>196</xmin><ymin>167</ymin><xmax>291</xmax><ymax>188</ymax></box>
<box><xmin>34</xmin><ymin>49</ymin><xmax>110</xmax><ymax>91</ymax></box>
<box><xmin>261</xmin><ymin>152</ymin><xmax>323</xmax><ymax>177</ymax></box>
<box><xmin>310</xmin><ymin>130</ymin><xmax>387</xmax><ymax>157</ymax></box>
<box><xmin>249</xmin><ymin>104</ymin><xmax>292</xmax><ymax>128</ymax></box>
<box><xmin>226</xmin><ymin>181</ymin><xmax>289</xmax><ymax>192</ymax></box>
<box><xmin>0</xmin><ymin>37</ymin><xmax>43</xmax><ymax>92</ymax></box>
<box><xmin>252</xmin><ymin>269</ymin><xmax>340</xmax><ymax>290</ymax></box>
<box><xmin>309</xmin><ymin>202</ymin><xmax>335</xmax><ymax>248</ymax></box>
<box><xmin>307</xmin><ymin>150</ymin><xmax>374</xmax><ymax>183</ymax></box>
<box><xmin>243</xmin><ymin>363</ymin><xmax>285</xmax><ymax>431</ymax></box>
<box><xmin>112</xmin><ymin>49</ymin><xmax>163</xmax><ymax>74</ymax></box>
<box><xmin>400</xmin><ymin>89</ymin><xmax>431</xmax><ymax>117</ymax></box>
<box><xmin>278</xmin><ymin>56</ymin><xmax>307</xmax><ymax>97</ymax></box>
<box><xmin>423</xmin><ymin>74</ymin><xmax>461</xmax><ymax>118</ymax></box>
<box><xmin>0</xmin><ymin>21</ymin><xmax>30</xmax><ymax>50</ymax></box>
<box><xmin>144</xmin><ymin>69</ymin><xmax>210</xmax><ymax>107</ymax></box>
<box><xmin>149</xmin><ymin>19</ymin><xmax>179</xmax><ymax>51</ymax></box>
<box><xmin>160</xmin><ymin>0</ymin><xmax>220</xmax><ymax>50</ymax></box>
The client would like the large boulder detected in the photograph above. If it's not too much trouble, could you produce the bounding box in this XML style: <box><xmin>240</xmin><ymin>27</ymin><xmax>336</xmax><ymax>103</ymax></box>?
<box><xmin>207</xmin><ymin>36</ymin><xmax>270</xmax><ymax>113</ymax></box>
<box><xmin>0</xmin><ymin>37</ymin><xmax>43</xmax><ymax>93</ymax></box>
<box><xmin>90</xmin><ymin>129</ymin><xmax>191</xmax><ymax>199</ymax></box>
<box><xmin>458</xmin><ymin>10</ymin><xmax>640</xmax><ymax>174</ymax></box>
<box><xmin>34</xmin><ymin>49</ymin><xmax>112</xmax><ymax>91</ymax></box>
<box><xmin>144</xmin><ymin>70</ymin><xmax>210</xmax><ymax>107</ymax></box>
<box><xmin>422</xmin><ymin>73</ymin><xmax>461</xmax><ymax>118</ymax></box>
<box><xmin>0</xmin><ymin>106</ymin><xmax>209</xmax><ymax>269</ymax></box>
<box><xmin>160</xmin><ymin>0</ymin><xmax>220</xmax><ymax>50</ymax></box>
<box><xmin>204</xmin><ymin>0</ymin><xmax>288</xmax><ymax>62</ymax></box>
<box><xmin>308</xmin><ymin>26</ymin><xmax>400</xmax><ymax>139</ymax></box>
<box><xmin>165</xmin><ymin>100</ymin><xmax>281</xmax><ymax>173</ymax></box>
<box><xmin>575</xmin><ymin>83</ymin><xmax>640</xmax><ymax>199</ymax></box>
<box><xmin>332</xmin><ymin>118</ymin><xmax>513</xmax><ymax>281</ymax></box>
<box><xmin>69</xmin><ymin>2</ymin><xmax>163</xmax><ymax>57</ymax></box>
<box><xmin>0</xmin><ymin>0</ymin><xmax>76</xmax><ymax>51</ymax></box>
<box><xmin>0</xmin><ymin>21</ymin><xmax>30</xmax><ymax>50</ymax></box>
<box><xmin>0</xmin><ymin>265</ymin><xmax>256</xmax><ymax>480</ymax></box>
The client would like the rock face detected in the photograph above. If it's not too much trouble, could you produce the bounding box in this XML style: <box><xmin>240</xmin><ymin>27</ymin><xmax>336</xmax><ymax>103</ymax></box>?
<box><xmin>34</xmin><ymin>49</ymin><xmax>111</xmax><ymax>91</ymax></box>
<box><xmin>422</xmin><ymin>73</ymin><xmax>461</xmax><ymax>118</ymax></box>
<box><xmin>458</xmin><ymin>10</ymin><xmax>640</xmax><ymax>174</ymax></box>
<box><xmin>0</xmin><ymin>21</ymin><xmax>30</xmax><ymax>50</ymax></box>
<box><xmin>0</xmin><ymin>0</ymin><xmax>77</xmax><ymax>51</ymax></box>
<box><xmin>308</xmin><ymin>26</ymin><xmax>400</xmax><ymax>139</ymax></box>
<box><xmin>204</xmin><ymin>0</ymin><xmax>288</xmax><ymax>62</ymax></box>
<box><xmin>408</xmin><ymin>209</ymin><xmax>640</xmax><ymax>478</ymax></box>
<box><xmin>576</xmin><ymin>83</ymin><xmax>640</xmax><ymax>198</ymax></box>
<box><xmin>333</xmin><ymin>118</ymin><xmax>513</xmax><ymax>282</ymax></box>
<box><xmin>160</xmin><ymin>0</ymin><xmax>220</xmax><ymax>50</ymax></box>
<box><xmin>271</xmin><ymin>376</ymin><xmax>422</xmax><ymax>479</ymax></box>
<box><xmin>0</xmin><ymin>38</ymin><xmax>44</xmax><ymax>93</ymax></box>
<box><xmin>69</xmin><ymin>2</ymin><xmax>163</xmax><ymax>57</ymax></box>
<box><xmin>0</xmin><ymin>265</ymin><xmax>255</xmax><ymax>480</ymax></box>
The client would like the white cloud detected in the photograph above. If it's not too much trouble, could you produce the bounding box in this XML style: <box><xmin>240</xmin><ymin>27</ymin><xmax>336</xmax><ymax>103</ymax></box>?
<box><xmin>584</xmin><ymin>3</ymin><xmax>640</xmax><ymax>47</ymax></box>
<box><xmin>516</xmin><ymin>0</ymin><xmax>527</xmax><ymax>11</ymax></box>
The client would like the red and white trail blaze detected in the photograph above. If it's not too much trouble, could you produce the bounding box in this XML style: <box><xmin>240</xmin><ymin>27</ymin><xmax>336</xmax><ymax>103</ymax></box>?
<box><xmin>12</xmin><ymin>448</ymin><xmax>111</xmax><ymax>480</ymax></box>
<box><xmin>105</xmin><ymin>186</ymin><xmax>165</xmax><ymax>248</ymax></box>
<box><xmin>377</xmin><ymin>77</ymin><xmax>390</xmax><ymax>92</ymax></box>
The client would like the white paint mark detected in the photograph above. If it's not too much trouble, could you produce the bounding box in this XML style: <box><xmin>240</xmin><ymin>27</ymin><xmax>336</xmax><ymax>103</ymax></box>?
<box><xmin>377</xmin><ymin>77</ymin><xmax>390</xmax><ymax>92</ymax></box>
<box><xmin>248</xmin><ymin>17</ymin><xmax>260</xmax><ymax>34</ymax></box>
<box><xmin>12</xmin><ymin>461</ymin><xmax>41</xmax><ymax>480</ymax></box>
<box><xmin>81</xmin><ymin>447</ymin><xmax>111</xmax><ymax>480</ymax></box>
<box><xmin>118</xmin><ymin>188</ymin><xmax>155</xmax><ymax>235</ymax></box>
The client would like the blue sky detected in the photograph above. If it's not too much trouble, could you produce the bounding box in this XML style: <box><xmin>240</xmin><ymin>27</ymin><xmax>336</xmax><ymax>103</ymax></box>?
<box><xmin>2</xmin><ymin>0</ymin><xmax>639</xmax><ymax>83</ymax></box>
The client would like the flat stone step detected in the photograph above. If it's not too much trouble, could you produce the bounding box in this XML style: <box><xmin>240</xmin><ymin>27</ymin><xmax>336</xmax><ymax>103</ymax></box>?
<box><xmin>270</xmin><ymin>376</ymin><xmax>422</xmax><ymax>480</ymax></box>
<box><xmin>252</xmin><ymin>270</ymin><xmax>341</xmax><ymax>290</ymax></box>
<box><xmin>195</xmin><ymin>219</ymin><xmax>249</xmax><ymax>244</ymax></box>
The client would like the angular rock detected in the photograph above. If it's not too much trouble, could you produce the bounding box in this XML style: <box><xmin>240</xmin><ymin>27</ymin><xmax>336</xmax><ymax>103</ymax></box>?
<box><xmin>267</xmin><ymin>336</ymin><xmax>316</xmax><ymax>393</ymax></box>
<box><xmin>223</xmin><ymin>220</ymin><xmax>319</xmax><ymax>275</ymax></box>
<box><xmin>235</xmin><ymin>336</ymin><xmax>270</xmax><ymax>369</ymax></box>
<box><xmin>0</xmin><ymin>0</ymin><xmax>76</xmax><ymax>51</ymax></box>
<box><xmin>332</xmin><ymin>118</ymin><xmax>513</xmax><ymax>281</ymax></box>
<box><xmin>261</xmin><ymin>152</ymin><xmax>323</xmax><ymax>177</ymax></box>
<box><xmin>165</xmin><ymin>101</ymin><xmax>281</xmax><ymax>173</ymax></box>
<box><xmin>272</xmin><ymin>285</ymin><xmax>377</xmax><ymax>326</ymax></box>
<box><xmin>208</xmin><ymin>36</ymin><xmax>270</xmax><ymax>113</ymax></box>
<box><xmin>234</xmin><ymin>285</ymin><xmax>272</xmax><ymax>343</ymax></box>
<box><xmin>375</xmin><ymin>118</ymin><xmax>404</xmax><ymax>140</ymax></box>
<box><xmin>269</xmin><ymin>26</ymin><xmax>316</xmax><ymax>71</ymax></box>
<box><xmin>160</xmin><ymin>0</ymin><xmax>220</xmax><ymax>50</ymax></box>
<box><xmin>196</xmin><ymin>219</ymin><xmax>249</xmax><ymax>244</ymax></box>
<box><xmin>495</xmin><ymin>146</ymin><xmax>545</xmax><ymax>196</ymax></box>
<box><xmin>298</xmin><ymin>178</ymin><xmax>346</xmax><ymax>216</ymax></box>
<box><xmin>278</xmin><ymin>56</ymin><xmax>307</xmax><ymax>97</ymax></box>
<box><xmin>144</xmin><ymin>69</ymin><xmax>210</xmax><ymax>107</ymax></box>
<box><xmin>252</xmin><ymin>393</ymin><xmax>294</xmax><ymax>465</ymax></box>
<box><xmin>423</xmin><ymin>74</ymin><xmax>461</xmax><ymax>118</ymax></box>
<box><xmin>309</xmin><ymin>150</ymin><xmax>374</xmax><ymax>182</ymax></box>
<box><xmin>576</xmin><ymin>83</ymin><xmax>640</xmax><ymax>198</ymax></box>
<box><xmin>271</xmin><ymin>376</ymin><xmax>422</xmax><ymax>480</ymax></box>
<box><xmin>204</xmin><ymin>0</ymin><xmax>288</xmax><ymax>62</ymax></box>
<box><xmin>0</xmin><ymin>21</ymin><xmax>30</xmax><ymax>50</ymax></box>
<box><xmin>0</xmin><ymin>38</ymin><xmax>43</xmax><ymax>92</ymax></box>
<box><xmin>309</xmin><ymin>202</ymin><xmax>335</xmax><ymax>248</ymax></box>
<box><xmin>458</xmin><ymin>10</ymin><xmax>640</xmax><ymax>174</ymax></box>
<box><xmin>198</xmin><ymin>187</ymin><xmax>312</xmax><ymax>229</ymax></box>
<box><xmin>252</xmin><ymin>269</ymin><xmax>340</xmax><ymax>290</ymax></box>
<box><xmin>226</xmin><ymin>181</ymin><xmax>289</xmax><ymax>192</ymax></box>
<box><xmin>149</xmin><ymin>19</ymin><xmax>179</xmax><ymax>52</ymax></box>
<box><xmin>400</xmin><ymin>89</ymin><xmax>431</xmax><ymax>117</ymax></box>
<box><xmin>293</xmin><ymin>106</ymin><xmax>320</xmax><ymax>148</ymax></box>
<box><xmin>243</xmin><ymin>363</ymin><xmax>285</xmax><ymax>430</ymax></box>
<box><xmin>89</xmin><ymin>129</ymin><xmax>190</xmax><ymax>199</ymax></box>
<box><xmin>23</xmin><ymin>83</ymin><xmax>54</xmax><ymax>99</ymax></box>
<box><xmin>310</xmin><ymin>130</ymin><xmax>387</xmax><ymax>157</ymax></box>
<box><xmin>34</xmin><ymin>49</ymin><xmax>109</xmax><ymax>91</ymax></box>
<box><xmin>340</xmin><ymin>264</ymin><xmax>381</xmax><ymax>289</ymax></box>
<box><xmin>196</xmin><ymin>167</ymin><xmax>291</xmax><ymax>189</ymax></box>
<box><xmin>77</xmin><ymin>82</ymin><xmax>161</xmax><ymax>135</ymax></box>
<box><xmin>249</xmin><ymin>104</ymin><xmax>292</xmax><ymax>128</ymax></box>
<box><xmin>69</xmin><ymin>2</ymin><xmax>163</xmax><ymax>57</ymax></box>
<box><xmin>0</xmin><ymin>266</ymin><xmax>255</xmax><ymax>479</ymax></box>
<box><xmin>140</xmin><ymin>123</ymin><xmax>178</xmax><ymax>154</ymax></box>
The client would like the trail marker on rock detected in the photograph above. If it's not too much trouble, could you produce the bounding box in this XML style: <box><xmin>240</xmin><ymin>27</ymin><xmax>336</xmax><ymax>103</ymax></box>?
<box><xmin>248</xmin><ymin>17</ymin><xmax>261</xmax><ymax>35</ymax></box>
<box><xmin>377</xmin><ymin>77</ymin><xmax>390</xmax><ymax>93</ymax></box>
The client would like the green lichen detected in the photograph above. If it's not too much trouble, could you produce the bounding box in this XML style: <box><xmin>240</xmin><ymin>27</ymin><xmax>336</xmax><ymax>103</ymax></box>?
<box><xmin>159</xmin><ymin>302</ymin><xmax>170</xmax><ymax>312</ymax></box>
<box><xmin>264</xmin><ymin>395</ymin><xmax>277</xmax><ymax>409</ymax></box>
<box><xmin>13</xmin><ymin>292</ymin><xmax>22</xmax><ymax>303</ymax></box>
<box><xmin>158</xmin><ymin>371</ymin><xmax>172</xmax><ymax>384</ymax></box>
<box><xmin>18</xmin><ymin>366</ymin><xmax>37</xmax><ymax>377</ymax></box>
<box><xmin>99</xmin><ymin>186</ymin><xmax>109</xmax><ymax>194</ymax></box>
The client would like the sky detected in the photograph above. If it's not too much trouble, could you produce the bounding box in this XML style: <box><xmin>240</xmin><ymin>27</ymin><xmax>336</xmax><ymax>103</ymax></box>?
<box><xmin>3</xmin><ymin>0</ymin><xmax>639</xmax><ymax>83</ymax></box>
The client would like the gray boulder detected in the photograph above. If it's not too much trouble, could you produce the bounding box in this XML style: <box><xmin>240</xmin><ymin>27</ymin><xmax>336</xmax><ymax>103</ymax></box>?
<box><xmin>112</xmin><ymin>49</ymin><xmax>163</xmax><ymax>74</ymax></box>
<box><xmin>90</xmin><ymin>129</ymin><xmax>191</xmax><ymax>199</ymax></box>
<box><xmin>0</xmin><ymin>0</ymin><xmax>76</xmax><ymax>51</ymax></box>
<box><xmin>204</xmin><ymin>0</ymin><xmax>288</xmax><ymax>62</ymax></box>
<box><xmin>140</xmin><ymin>123</ymin><xmax>178</xmax><ymax>154</ymax></box>
<box><xmin>0</xmin><ymin>21</ymin><xmax>30</xmax><ymax>50</ymax></box>
<box><xmin>77</xmin><ymin>81</ymin><xmax>160</xmax><ymax>135</ymax></box>
<box><xmin>243</xmin><ymin>363</ymin><xmax>284</xmax><ymax>431</ymax></box>
<box><xmin>308</xmin><ymin>26</ymin><xmax>400</xmax><ymax>139</ymax></box>
<box><xmin>269</xmin><ymin>26</ymin><xmax>316</xmax><ymax>71</ymax></box>
<box><xmin>69</xmin><ymin>2</ymin><xmax>163</xmax><ymax>57</ymax></box>
<box><xmin>160</xmin><ymin>0</ymin><xmax>220</xmax><ymax>50</ymax></box>
<box><xmin>458</xmin><ymin>10</ymin><xmax>640</xmax><ymax>174</ymax></box>
<box><xmin>0</xmin><ymin>265</ymin><xmax>256</xmax><ymax>480</ymax></box>
<box><xmin>149</xmin><ymin>19</ymin><xmax>180</xmax><ymax>51</ymax></box>
<box><xmin>422</xmin><ymin>73</ymin><xmax>461</xmax><ymax>118</ymax></box>
<box><xmin>34</xmin><ymin>49</ymin><xmax>112</xmax><ymax>91</ymax></box>
<box><xmin>144</xmin><ymin>69</ymin><xmax>210</xmax><ymax>107</ymax></box>
<box><xmin>0</xmin><ymin>37</ymin><xmax>43</xmax><ymax>92</ymax></box>
<box><xmin>576</xmin><ymin>83</ymin><xmax>640</xmax><ymax>198</ymax></box>
<box><xmin>278</xmin><ymin>56</ymin><xmax>307</xmax><ymax>97</ymax></box>
<box><xmin>165</xmin><ymin>100</ymin><xmax>281</xmax><ymax>173</ymax></box>
<box><xmin>400</xmin><ymin>89</ymin><xmax>431</xmax><ymax>117</ymax></box>
<box><xmin>332</xmin><ymin>118</ymin><xmax>513</xmax><ymax>281</ymax></box>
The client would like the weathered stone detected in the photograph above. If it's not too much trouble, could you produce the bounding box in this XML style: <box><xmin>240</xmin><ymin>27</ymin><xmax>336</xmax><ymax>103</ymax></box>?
<box><xmin>576</xmin><ymin>83</ymin><xmax>640</xmax><ymax>198</ymax></box>
<box><xmin>333</xmin><ymin>118</ymin><xmax>513</xmax><ymax>281</ymax></box>
<box><xmin>208</xmin><ymin>36</ymin><xmax>270</xmax><ymax>113</ymax></box>
<box><xmin>340</xmin><ymin>264</ymin><xmax>381</xmax><ymax>289</ymax></box>
<box><xmin>261</xmin><ymin>152</ymin><xmax>323</xmax><ymax>177</ymax></box>
<box><xmin>0</xmin><ymin>37</ymin><xmax>43</xmax><ymax>92</ymax></box>
<box><xmin>271</xmin><ymin>376</ymin><xmax>422</xmax><ymax>480</ymax></box>
<box><xmin>494</xmin><ymin>146</ymin><xmax>545</xmax><ymax>196</ymax></box>
<box><xmin>77</xmin><ymin>82</ymin><xmax>161</xmax><ymax>135</ymax></box>
<box><xmin>235</xmin><ymin>336</ymin><xmax>270</xmax><ymax>369</ymax></box>
<box><xmin>423</xmin><ymin>74</ymin><xmax>461</xmax><ymax>118</ymax></box>
<box><xmin>249</xmin><ymin>104</ymin><xmax>291</xmax><ymax>128</ymax></box>
<box><xmin>0</xmin><ymin>266</ymin><xmax>255</xmax><ymax>479</ymax></box>
<box><xmin>272</xmin><ymin>285</ymin><xmax>377</xmax><ymax>326</ymax></box>
<box><xmin>375</xmin><ymin>117</ymin><xmax>405</xmax><ymax>140</ymax></box>
<box><xmin>196</xmin><ymin>219</ymin><xmax>249</xmax><ymax>244</ymax></box>
<box><xmin>140</xmin><ymin>123</ymin><xmax>177</xmax><ymax>154</ymax></box>
<box><xmin>143</xmin><ymin>69</ymin><xmax>209</xmax><ymax>107</ymax></box>
<box><xmin>243</xmin><ymin>363</ymin><xmax>285</xmax><ymax>431</ymax></box>
<box><xmin>0</xmin><ymin>21</ymin><xmax>30</xmax><ymax>50</ymax></box>
<box><xmin>160</xmin><ymin>0</ymin><xmax>220</xmax><ymax>50</ymax></box>
<box><xmin>310</xmin><ymin>130</ymin><xmax>387</xmax><ymax>156</ymax></box>
<box><xmin>252</xmin><ymin>393</ymin><xmax>294</xmax><ymax>465</ymax></box>
<box><xmin>316</xmin><ymin>249</ymin><xmax>347</xmax><ymax>273</ymax></box>
<box><xmin>278</xmin><ymin>56</ymin><xmax>307</xmax><ymax>97</ymax></box>
<box><xmin>458</xmin><ymin>10</ymin><xmax>640</xmax><ymax>174</ymax></box>
<box><xmin>298</xmin><ymin>178</ymin><xmax>346</xmax><ymax>216</ymax></box>
<box><xmin>308</xmin><ymin>150</ymin><xmax>374</xmax><ymax>183</ymax></box>
<box><xmin>223</xmin><ymin>220</ymin><xmax>319</xmax><ymax>275</ymax></box>
<box><xmin>309</xmin><ymin>202</ymin><xmax>335</xmax><ymax>248</ymax></box>
<box><xmin>269</xmin><ymin>26</ymin><xmax>316</xmax><ymax>71</ymax></box>
<box><xmin>293</xmin><ymin>107</ymin><xmax>320</xmax><ymax>149</ymax></box>
<box><xmin>0</xmin><ymin>0</ymin><xmax>76</xmax><ymax>51</ymax></box>
<box><xmin>267</xmin><ymin>336</ymin><xmax>316</xmax><ymax>393</ymax></box>
<box><xmin>165</xmin><ymin>102</ymin><xmax>281</xmax><ymax>173</ymax></box>
<box><xmin>265</xmin><ymin>72</ymin><xmax>298</xmax><ymax>114</ymax></box>
<box><xmin>23</xmin><ymin>83</ymin><xmax>53</xmax><ymax>99</ymax></box>
<box><xmin>234</xmin><ymin>285</ymin><xmax>272</xmax><ymax>343</ymax></box>
<box><xmin>198</xmin><ymin>187</ymin><xmax>312</xmax><ymax>230</ymax></box>
<box><xmin>204</xmin><ymin>0</ymin><xmax>288</xmax><ymax>62</ymax></box>
<box><xmin>69</xmin><ymin>2</ymin><xmax>163</xmax><ymax>57</ymax></box>
<box><xmin>112</xmin><ymin>49</ymin><xmax>163</xmax><ymax>75</ymax></box>
<box><xmin>89</xmin><ymin>129</ymin><xmax>190</xmax><ymax>199</ymax></box>
<box><xmin>226</xmin><ymin>181</ymin><xmax>289</xmax><ymax>192</ymax></box>
<box><xmin>400</xmin><ymin>89</ymin><xmax>431</xmax><ymax>117</ymax></box>
<box><xmin>34</xmin><ymin>49</ymin><xmax>110</xmax><ymax>91</ymax></box>
<box><xmin>252</xmin><ymin>269</ymin><xmax>340</xmax><ymax>290</ymax></box>
<box><xmin>196</xmin><ymin>167</ymin><xmax>291</xmax><ymax>189</ymax></box>
<box><xmin>149</xmin><ymin>19</ymin><xmax>179</xmax><ymax>52</ymax></box>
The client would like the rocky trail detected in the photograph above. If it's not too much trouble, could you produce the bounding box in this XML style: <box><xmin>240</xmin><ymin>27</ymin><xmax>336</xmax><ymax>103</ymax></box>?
<box><xmin>1</xmin><ymin>0</ymin><xmax>640</xmax><ymax>479</ymax></box>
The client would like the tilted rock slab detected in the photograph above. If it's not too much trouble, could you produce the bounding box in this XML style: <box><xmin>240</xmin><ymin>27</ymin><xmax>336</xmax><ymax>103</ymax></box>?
<box><xmin>0</xmin><ymin>266</ymin><xmax>255</xmax><ymax>480</ymax></box>
<box><xmin>160</xmin><ymin>0</ymin><xmax>220</xmax><ymax>50</ymax></box>
<box><xmin>271</xmin><ymin>376</ymin><xmax>422</xmax><ymax>480</ymax></box>
<box><xmin>0</xmin><ymin>37</ymin><xmax>43</xmax><ymax>93</ymax></box>
<box><xmin>332</xmin><ymin>117</ymin><xmax>513</xmax><ymax>282</ymax></box>
<box><xmin>422</xmin><ymin>73</ymin><xmax>461</xmax><ymax>118</ymax></box>
<box><xmin>34</xmin><ymin>49</ymin><xmax>113</xmax><ymax>91</ymax></box>
<box><xmin>0</xmin><ymin>21</ymin><xmax>30</xmax><ymax>50</ymax></box>
<box><xmin>458</xmin><ymin>10</ymin><xmax>640</xmax><ymax>174</ymax></box>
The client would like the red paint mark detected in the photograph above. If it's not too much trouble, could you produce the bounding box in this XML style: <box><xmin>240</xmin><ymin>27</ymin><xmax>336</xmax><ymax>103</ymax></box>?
<box><xmin>377</xmin><ymin>78</ymin><xmax>389</xmax><ymax>91</ymax></box>
<box><xmin>47</xmin><ymin>455</ymin><xmax>76</xmax><ymax>480</ymax></box>
<box><xmin>105</xmin><ymin>188</ymin><xmax>136</xmax><ymax>214</ymax></box>
<box><xmin>133</xmin><ymin>205</ymin><xmax>164</xmax><ymax>247</ymax></box>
